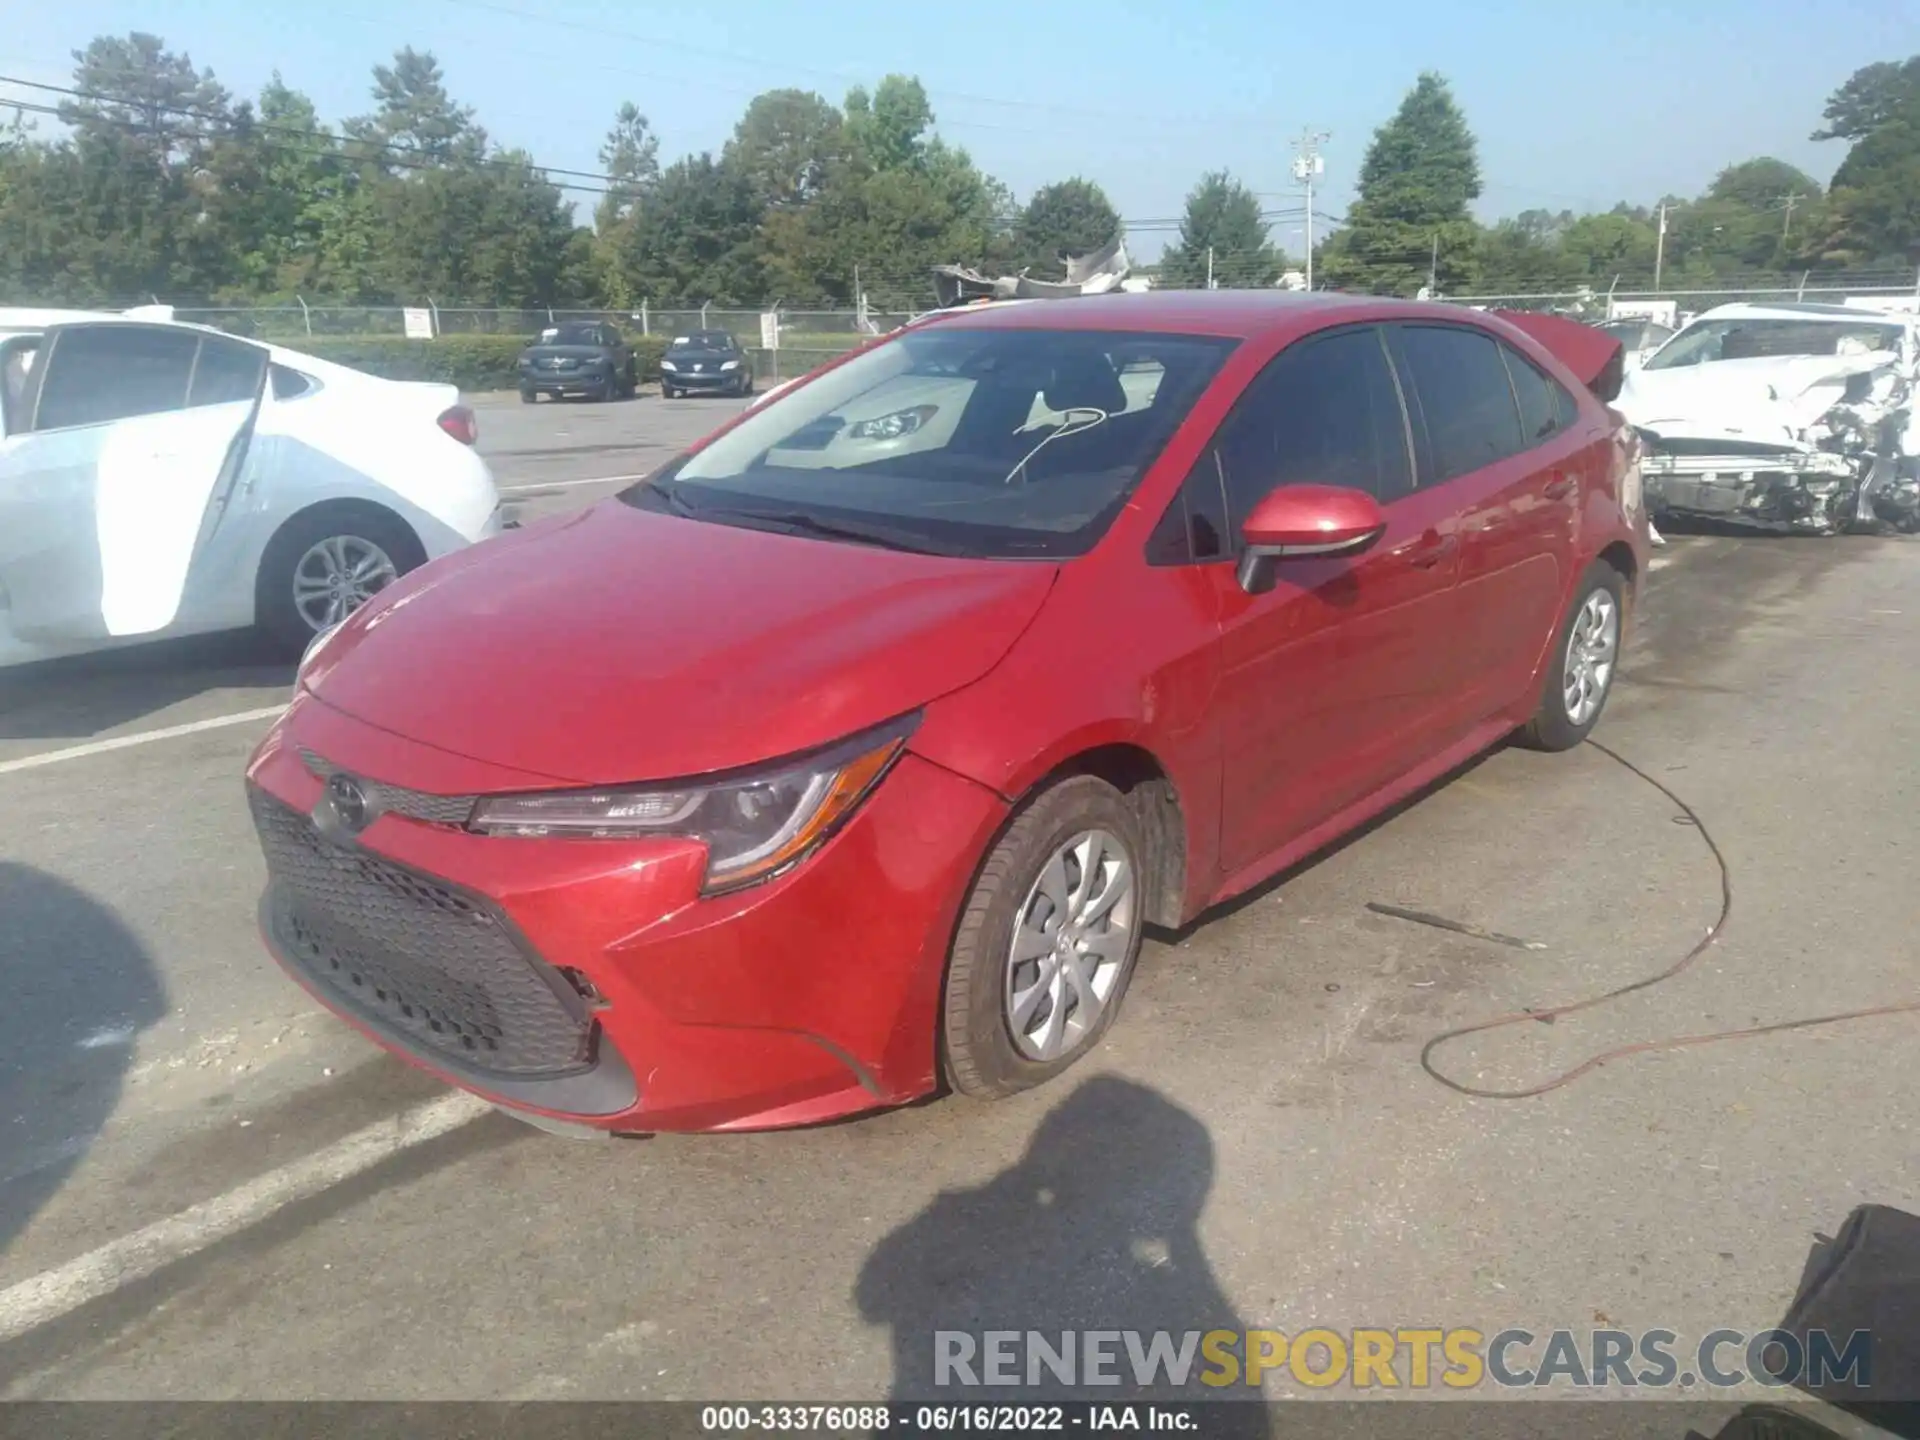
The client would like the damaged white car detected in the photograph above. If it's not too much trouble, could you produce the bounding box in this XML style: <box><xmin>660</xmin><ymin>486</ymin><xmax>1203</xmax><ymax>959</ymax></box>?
<box><xmin>1614</xmin><ymin>302</ymin><xmax>1920</xmax><ymax>535</ymax></box>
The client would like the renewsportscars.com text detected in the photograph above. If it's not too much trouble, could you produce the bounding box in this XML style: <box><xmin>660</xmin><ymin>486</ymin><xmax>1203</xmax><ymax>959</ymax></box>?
<box><xmin>933</xmin><ymin>1328</ymin><xmax>1872</xmax><ymax>1391</ymax></box>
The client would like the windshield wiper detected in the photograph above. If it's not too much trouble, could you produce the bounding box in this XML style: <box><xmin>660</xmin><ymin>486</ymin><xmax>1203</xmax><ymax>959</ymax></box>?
<box><xmin>696</xmin><ymin>505</ymin><xmax>965</xmax><ymax>556</ymax></box>
<box><xmin>638</xmin><ymin>479</ymin><xmax>702</xmax><ymax>517</ymax></box>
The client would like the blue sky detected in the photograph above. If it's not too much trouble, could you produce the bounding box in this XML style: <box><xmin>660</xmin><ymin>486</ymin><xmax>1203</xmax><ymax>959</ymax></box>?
<box><xmin>5</xmin><ymin>0</ymin><xmax>1917</xmax><ymax>260</ymax></box>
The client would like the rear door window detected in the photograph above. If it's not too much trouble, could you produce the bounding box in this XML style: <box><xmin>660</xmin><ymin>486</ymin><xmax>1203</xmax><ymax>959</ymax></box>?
<box><xmin>1394</xmin><ymin>325</ymin><xmax>1526</xmax><ymax>483</ymax></box>
<box><xmin>33</xmin><ymin>326</ymin><xmax>200</xmax><ymax>431</ymax></box>
<box><xmin>187</xmin><ymin>336</ymin><xmax>269</xmax><ymax>408</ymax></box>
<box><xmin>1499</xmin><ymin>344</ymin><xmax>1575</xmax><ymax>448</ymax></box>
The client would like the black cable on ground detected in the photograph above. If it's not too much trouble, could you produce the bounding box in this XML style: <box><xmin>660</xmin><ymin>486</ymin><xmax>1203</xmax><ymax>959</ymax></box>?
<box><xmin>1419</xmin><ymin>737</ymin><xmax>1920</xmax><ymax>1100</ymax></box>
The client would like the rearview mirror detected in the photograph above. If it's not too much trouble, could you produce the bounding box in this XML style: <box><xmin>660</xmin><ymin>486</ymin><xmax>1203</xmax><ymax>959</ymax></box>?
<box><xmin>1236</xmin><ymin>484</ymin><xmax>1387</xmax><ymax>593</ymax></box>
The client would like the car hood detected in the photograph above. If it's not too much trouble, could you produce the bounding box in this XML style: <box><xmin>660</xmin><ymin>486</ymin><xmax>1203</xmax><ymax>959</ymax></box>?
<box><xmin>1616</xmin><ymin>353</ymin><xmax>1896</xmax><ymax>438</ymax></box>
<box><xmin>304</xmin><ymin>502</ymin><xmax>1060</xmax><ymax>786</ymax></box>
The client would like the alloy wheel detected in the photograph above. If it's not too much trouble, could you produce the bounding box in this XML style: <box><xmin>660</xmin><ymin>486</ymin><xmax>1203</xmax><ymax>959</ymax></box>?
<box><xmin>1562</xmin><ymin>587</ymin><xmax>1620</xmax><ymax>727</ymax></box>
<box><xmin>292</xmin><ymin>535</ymin><xmax>399</xmax><ymax>632</ymax></box>
<box><xmin>1004</xmin><ymin>829</ymin><xmax>1136</xmax><ymax>1062</ymax></box>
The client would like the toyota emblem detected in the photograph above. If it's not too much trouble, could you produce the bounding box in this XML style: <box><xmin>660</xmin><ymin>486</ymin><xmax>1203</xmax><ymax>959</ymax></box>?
<box><xmin>327</xmin><ymin>773</ymin><xmax>372</xmax><ymax>832</ymax></box>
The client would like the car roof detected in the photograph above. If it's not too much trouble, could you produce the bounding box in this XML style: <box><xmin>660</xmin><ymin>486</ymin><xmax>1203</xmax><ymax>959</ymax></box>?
<box><xmin>919</xmin><ymin>288</ymin><xmax>1444</xmax><ymax>339</ymax></box>
<box><xmin>1684</xmin><ymin>301</ymin><xmax>1914</xmax><ymax>326</ymax></box>
<box><xmin>0</xmin><ymin>310</ymin><xmax>442</xmax><ymax>390</ymax></box>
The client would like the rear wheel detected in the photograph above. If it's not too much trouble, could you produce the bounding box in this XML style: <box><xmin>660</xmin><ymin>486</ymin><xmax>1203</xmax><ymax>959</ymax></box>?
<box><xmin>943</xmin><ymin>776</ymin><xmax>1147</xmax><ymax>1100</ymax></box>
<box><xmin>1516</xmin><ymin>559</ymin><xmax>1626</xmax><ymax>751</ymax></box>
<box><xmin>256</xmin><ymin>508</ymin><xmax>425</xmax><ymax>656</ymax></box>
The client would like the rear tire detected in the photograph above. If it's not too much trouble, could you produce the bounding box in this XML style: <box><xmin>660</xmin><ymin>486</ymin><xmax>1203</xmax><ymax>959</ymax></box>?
<box><xmin>942</xmin><ymin>776</ymin><xmax>1148</xmax><ymax>1101</ymax></box>
<box><xmin>255</xmin><ymin>507</ymin><xmax>426</xmax><ymax>657</ymax></box>
<box><xmin>1516</xmin><ymin>559</ymin><xmax>1627</xmax><ymax>752</ymax></box>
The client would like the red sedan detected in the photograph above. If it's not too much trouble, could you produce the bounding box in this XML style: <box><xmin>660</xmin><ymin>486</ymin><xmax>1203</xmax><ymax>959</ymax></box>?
<box><xmin>246</xmin><ymin>291</ymin><xmax>1646</xmax><ymax>1136</ymax></box>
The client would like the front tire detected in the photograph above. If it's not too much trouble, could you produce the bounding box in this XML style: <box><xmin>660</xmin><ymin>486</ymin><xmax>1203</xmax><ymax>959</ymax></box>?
<box><xmin>519</xmin><ymin>386</ymin><xmax>536</xmax><ymax>404</ymax></box>
<box><xmin>1516</xmin><ymin>559</ymin><xmax>1626</xmax><ymax>752</ymax></box>
<box><xmin>256</xmin><ymin>508</ymin><xmax>424</xmax><ymax>656</ymax></box>
<box><xmin>943</xmin><ymin>776</ymin><xmax>1148</xmax><ymax>1101</ymax></box>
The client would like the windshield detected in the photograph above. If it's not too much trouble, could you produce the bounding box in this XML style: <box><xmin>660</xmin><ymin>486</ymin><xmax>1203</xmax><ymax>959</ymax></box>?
<box><xmin>623</xmin><ymin>326</ymin><xmax>1236</xmax><ymax>559</ymax></box>
<box><xmin>669</xmin><ymin>330</ymin><xmax>738</xmax><ymax>353</ymax></box>
<box><xmin>539</xmin><ymin>322</ymin><xmax>606</xmax><ymax>346</ymax></box>
<box><xmin>1644</xmin><ymin>316</ymin><xmax>1902</xmax><ymax>370</ymax></box>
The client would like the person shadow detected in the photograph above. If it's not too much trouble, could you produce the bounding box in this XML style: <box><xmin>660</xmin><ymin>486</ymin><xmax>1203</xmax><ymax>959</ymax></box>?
<box><xmin>0</xmin><ymin>861</ymin><xmax>167</xmax><ymax>1256</ymax></box>
<box><xmin>857</xmin><ymin>1075</ymin><xmax>1270</xmax><ymax>1438</ymax></box>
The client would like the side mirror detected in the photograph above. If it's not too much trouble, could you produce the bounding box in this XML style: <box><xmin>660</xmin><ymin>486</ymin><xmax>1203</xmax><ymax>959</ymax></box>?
<box><xmin>1236</xmin><ymin>484</ymin><xmax>1387</xmax><ymax>593</ymax></box>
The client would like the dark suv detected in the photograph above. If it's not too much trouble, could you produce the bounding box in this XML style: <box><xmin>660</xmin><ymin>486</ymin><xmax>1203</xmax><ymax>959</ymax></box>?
<box><xmin>660</xmin><ymin>330</ymin><xmax>754</xmax><ymax>398</ymax></box>
<box><xmin>517</xmin><ymin>321</ymin><xmax>638</xmax><ymax>403</ymax></box>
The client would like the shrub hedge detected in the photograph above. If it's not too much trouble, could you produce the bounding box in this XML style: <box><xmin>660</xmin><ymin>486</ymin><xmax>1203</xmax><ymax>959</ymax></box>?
<box><xmin>288</xmin><ymin>333</ymin><xmax>672</xmax><ymax>391</ymax></box>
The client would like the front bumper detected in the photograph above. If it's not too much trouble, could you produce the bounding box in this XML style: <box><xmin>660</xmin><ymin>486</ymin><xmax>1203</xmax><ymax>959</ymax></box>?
<box><xmin>520</xmin><ymin>367</ymin><xmax>615</xmax><ymax>394</ymax></box>
<box><xmin>245</xmin><ymin>693</ymin><xmax>1007</xmax><ymax>1133</ymax></box>
<box><xmin>661</xmin><ymin>368</ymin><xmax>747</xmax><ymax>391</ymax></box>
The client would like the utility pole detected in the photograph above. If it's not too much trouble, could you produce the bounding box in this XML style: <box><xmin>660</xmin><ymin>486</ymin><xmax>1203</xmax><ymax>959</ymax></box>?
<box><xmin>1290</xmin><ymin>128</ymin><xmax>1330</xmax><ymax>290</ymax></box>
<box><xmin>1776</xmin><ymin>192</ymin><xmax>1805</xmax><ymax>238</ymax></box>
<box><xmin>1428</xmin><ymin>234</ymin><xmax>1439</xmax><ymax>296</ymax></box>
<box><xmin>1206</xmin><ymin>246</ymin><xmax>1215</xmax><ymax>290</ymax></box>
<box><xmin>1654</xmin><ymin>201</ymin><xmax>1670</xmax><ymax>291</ymax></box>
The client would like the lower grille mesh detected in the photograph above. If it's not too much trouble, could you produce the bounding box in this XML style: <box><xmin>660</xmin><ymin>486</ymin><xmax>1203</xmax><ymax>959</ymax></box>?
<box><xmin>250</xmin><ymin>786</ymin><xmax>592</xmax><ymax>1078</ymax></box>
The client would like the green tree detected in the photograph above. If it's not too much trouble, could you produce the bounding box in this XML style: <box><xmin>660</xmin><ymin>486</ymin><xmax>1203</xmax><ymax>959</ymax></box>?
<box><xmin>596</xmin><ymin>102</ymin><xmax>660</xmax><ymax>227</ymax></box>
<box><xmin>213</xmin><ymin>75</ymin><xmax>352</xmax><ymax>296</ymax></box>
<box><xmin>724</xmin><ymin>88</ymin><xmax>845</xmax><ymax>210</ymax></box>
<box><xmin>844</xmin><ymin>75</ymin><xmax>933</xmax><ymax>173</ymax></box>
<box><xmin>1808</xmin><ymin>56</ymin><xmax>1920</xmax><ymax>265</ymax></box>
<box><xmin>373</xmin><ymin>152</ymin><xmax>576</xmax><ymax>304</ymax></box>
<box><xmin>1163</xmin><ymin>170</ymin><xmax>1280</xmax><ymax>287</ymax></box>
<box><xmin>605</xmin><ymin>153</ymin><xmax>765</xmax><ymax>305</ymax></box>
<box><xmin>60</xmin><ymin>32</ymin><xmax>231</xmax><ymax>163</ymax></box>
<box><xmin>1014</xmin><ymin>178</ymin><xmax>1119</xmax><ymax>273</ymax></box>
<box><xmin>1319</xmin><ymin>71</ymin><xmax>1482</xmax><ymax>295</ymax></box>
<box><xmin>346</xmin><ymin>47</ymin><xmax>485</xmax><ymax>168</ymax></box>
<box><xmin>769</xmin><ymin>78</ymin><xmax>1006</xmax><ymax>305</ymax></box>
<box><xmin>1557</xmin><ymin>211</ymin><xmax>1659</xmax><ymax>282</ymax></box>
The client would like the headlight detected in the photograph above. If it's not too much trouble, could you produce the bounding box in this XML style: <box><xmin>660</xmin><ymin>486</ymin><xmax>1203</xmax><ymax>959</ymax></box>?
<box><xmin>721</xmin><ymin>359</ymin><xmax>741</xmax><ymax>371</ymax></box>
<box><xmin>468</xmin><ymin>714</ymin><xmax>919</xmax><ymax>893</ymax></box>
<box><xmin>297</xmin><ymin>621</ymin><xmax>344</xmax><ymax>685</ymax></box>
<box><xmin>660</xmin><ymin>360</ymin><xmax>679</xmax><ymax>372</ymax></box>
<box><xmin>847</xmin><ymin>405</ymin><xmax>937</xmax><ymax>441</ymax></box>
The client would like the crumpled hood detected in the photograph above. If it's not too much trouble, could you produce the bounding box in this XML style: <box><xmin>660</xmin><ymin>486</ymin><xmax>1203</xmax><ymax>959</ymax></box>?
<box><xmin>1617</xmin><ymin>353</ymin><xmax>1896</xmax><ymax>442</ymax></box>
<box><xmin>304</xmin><ymin>502</ymin><xmax>1059</xmax><ymax>786</ymax></box>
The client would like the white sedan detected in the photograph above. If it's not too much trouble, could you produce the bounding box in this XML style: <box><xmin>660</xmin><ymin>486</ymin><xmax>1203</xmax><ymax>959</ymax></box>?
<box><xmin>0</xmin><ymin>310</ymin><xmax>503</xmax><ymax>667</ymax></box>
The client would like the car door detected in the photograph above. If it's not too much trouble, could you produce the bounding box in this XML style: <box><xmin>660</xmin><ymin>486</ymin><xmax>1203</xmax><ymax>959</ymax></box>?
<box><xmin>0</xmin><ymin>323</ymin><xmax>266</xmax><ymax>644</ymax></box>
<box><xmin>1186</xmin><ymin>323</ymin><xmax>1465</xmax><ymax>878</ymax></box>
<box><xmin>1388</xmin><ymin>323</ymin><xmax>1581</xmax><ymax>727</ymax></box>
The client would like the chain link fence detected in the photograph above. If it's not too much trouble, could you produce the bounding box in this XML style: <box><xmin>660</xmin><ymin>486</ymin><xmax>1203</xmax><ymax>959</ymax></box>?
<box><xmin>168</xmin><ymin>271</ymin><xmax>1920</xmax><ymax>353</ymax></box>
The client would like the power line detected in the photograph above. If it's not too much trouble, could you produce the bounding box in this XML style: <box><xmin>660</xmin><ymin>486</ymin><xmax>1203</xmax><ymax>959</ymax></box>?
<box><xmin>425</xmin><ymin>0</ymin><xmax>1281</xmax><ymax>132</ymax></box>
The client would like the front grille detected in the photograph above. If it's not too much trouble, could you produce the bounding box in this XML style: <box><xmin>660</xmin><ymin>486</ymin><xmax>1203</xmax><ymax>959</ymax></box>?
<box><xmin>298</xmin><ymin>749</ymin><xmax>476</xmax><ymax>826</ymax></box>
<box><xmin>251</xmin><ymin>786</ymin><xmax>593</xmax><ymax>1078</ymax></box>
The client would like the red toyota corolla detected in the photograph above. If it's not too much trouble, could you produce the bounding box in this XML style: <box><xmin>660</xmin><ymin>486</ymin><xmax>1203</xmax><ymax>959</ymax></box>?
<box><xmin>246</xmin><ymin>291</ymin><xmax>1645</xmax><ymax>1136</ymax></box>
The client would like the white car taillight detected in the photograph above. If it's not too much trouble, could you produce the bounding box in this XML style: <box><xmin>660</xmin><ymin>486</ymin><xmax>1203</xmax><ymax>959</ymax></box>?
<box><xmin>438</xmin><ymin>405</ymin><xmax>478</xmax><ymax>445</ymax></box>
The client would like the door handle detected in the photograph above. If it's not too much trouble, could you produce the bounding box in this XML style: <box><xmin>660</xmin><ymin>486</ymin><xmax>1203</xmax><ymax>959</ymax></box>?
<box><xmin>1543</xmin><ymin>474</ymin><xmax>1575</xmax><ymax>500</ymax></box>
<box><xmin>1402</xmin><ymin>530</ymin><xmax>1457</xmax><ymax>569</ymax></box>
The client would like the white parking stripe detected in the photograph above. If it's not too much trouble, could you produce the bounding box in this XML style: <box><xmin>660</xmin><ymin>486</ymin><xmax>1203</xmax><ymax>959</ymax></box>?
<box><xmin>499</xmin><ymin>473</ymin><xmax>648</xmax><ymax>494</ymax></box>
<box><xmin>0</xmin><ymin>704</ymin><xmax>287</xmax><ymax>777</ymax></box>
<box><xmin>0</xmin><ymin>1091</ymin><xmax>491</xmax><ymax>1343</ymax></box>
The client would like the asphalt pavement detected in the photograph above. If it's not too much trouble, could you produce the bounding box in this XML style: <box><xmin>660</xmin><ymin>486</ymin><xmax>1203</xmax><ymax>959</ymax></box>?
<box><xmin>1</xmin><ymin>394</ymin><xmax>1917</xmax><ymax>1417</ymax></box>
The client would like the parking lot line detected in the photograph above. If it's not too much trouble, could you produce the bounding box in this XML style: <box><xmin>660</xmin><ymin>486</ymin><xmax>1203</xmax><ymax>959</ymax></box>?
<box><xmin>0</xmin><ymin>1091</ymin><xmax>491</xmax><ymax>1344</ymax></box>
<box><xmin>499</xmin><ymin>473</ymin><xmax>649</xmax><ymax>494</ymax></box>
<box><xmin>0</xmin><ymin>704</ymin><xmax>288</xmax><ymax>777</ymax></box>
